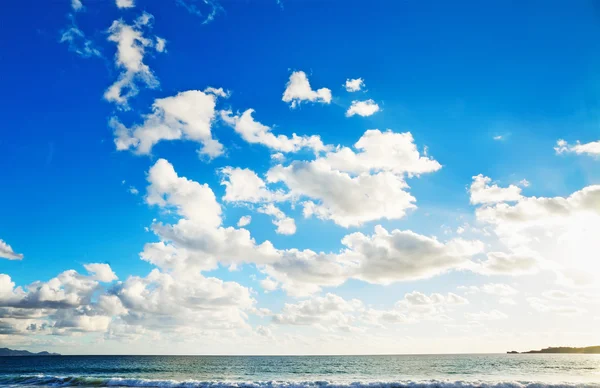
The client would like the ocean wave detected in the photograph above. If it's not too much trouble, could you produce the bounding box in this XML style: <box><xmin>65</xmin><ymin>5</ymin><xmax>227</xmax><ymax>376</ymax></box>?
<box><xmin>0</xmin><ymin>376</ymin><xmax>599</xmax><ymax>388</ymax></box>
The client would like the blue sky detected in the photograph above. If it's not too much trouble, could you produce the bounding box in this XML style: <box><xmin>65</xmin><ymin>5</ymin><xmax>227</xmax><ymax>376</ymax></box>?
<box><xmin>1</xmin><ymin>0</ymin><xmax>599</xmax><ymax>354</ymax></box>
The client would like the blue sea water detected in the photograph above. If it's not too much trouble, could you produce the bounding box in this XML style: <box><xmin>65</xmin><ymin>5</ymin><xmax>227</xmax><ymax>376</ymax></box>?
<box><xmin>1</xmin><ymin>355</ymin><xmax>600</xmax><ymax>388</ymax></box>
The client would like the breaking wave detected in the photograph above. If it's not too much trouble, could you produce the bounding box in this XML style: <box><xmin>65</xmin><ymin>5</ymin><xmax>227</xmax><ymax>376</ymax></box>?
<box><xmin>0</xmin><ymin>376</ymin><xmax>598</xmax><ymax>388</ymax></box>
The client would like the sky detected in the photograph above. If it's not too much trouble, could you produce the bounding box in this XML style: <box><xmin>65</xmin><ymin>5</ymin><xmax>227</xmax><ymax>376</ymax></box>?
<box><xmin>1</xmin><ymin>0</ymin><xmax>600</xmax><ymax>355</ymax></box>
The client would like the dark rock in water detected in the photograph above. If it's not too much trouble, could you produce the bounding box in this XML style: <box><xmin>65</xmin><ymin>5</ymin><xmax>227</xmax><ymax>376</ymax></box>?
<box><xmin>507</xmin><ymin>351</ymin><xmax>519</xmax><ymax>354</ymax></box>
<box><xmin>0</xmin><ymin>347</ymin><xmax>60</xmax><ymax>356</ymax></box>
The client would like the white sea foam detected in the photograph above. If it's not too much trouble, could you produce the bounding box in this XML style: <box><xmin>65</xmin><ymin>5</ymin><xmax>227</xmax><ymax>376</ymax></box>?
<box><xmin>0</xmin><ymin>376</ymin><xmax>599</xmax><ymax>388</ymax></box>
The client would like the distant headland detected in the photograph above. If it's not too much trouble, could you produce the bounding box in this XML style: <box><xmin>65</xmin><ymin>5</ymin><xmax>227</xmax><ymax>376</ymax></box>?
<box><xmin>0</xmin><ymin>348</ymin><xmax>60</xmax><ymax>356</ymax></box>
<box><xmin>507</xmin><ymin>346</ymin><xmax>600</xmax><ymax>354</ymax></box>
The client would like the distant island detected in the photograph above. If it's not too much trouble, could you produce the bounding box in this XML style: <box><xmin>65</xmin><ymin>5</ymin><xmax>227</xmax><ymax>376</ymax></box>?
<box><xmin>508</xmin><ymin>346</ymin><xmax>600</xmax><ymax>354</ymax></box>
<box><xmin>0</xmin><ymin>348</ymin><xmax>60</xmax><ymax>356</ymax></box>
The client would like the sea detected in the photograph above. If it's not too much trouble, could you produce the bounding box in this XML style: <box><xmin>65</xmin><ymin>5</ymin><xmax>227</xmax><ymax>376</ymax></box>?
<box><xmin>1</xmin><ymin>354</ymin><xmax>600</xmax><ymax>388</ymax></box>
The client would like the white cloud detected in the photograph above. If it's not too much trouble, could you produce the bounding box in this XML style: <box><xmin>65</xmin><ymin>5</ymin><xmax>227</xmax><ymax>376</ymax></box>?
<box><xmin>269</xmin><ymin>162</ymin><xmax>416</xmax><ymax>227</ymax></box>
<box><xmin>266</xmin><ymin>129</ymin><xmax>440</xmax><ymax>227</ymax></box>
<box><xmin>116</xmin><ymin>0</ymin><xmax>135</xmax><ymax>8</ymax></box>
<box><xmin>221</xmin><ymin>167</ymin><xmax>286</xmax><ymax>203</ymax></box>
<box><xmin>237</xmin><ymin>216</ymin><xmax>252</xmax><ymax>227</ymax></box>
<box><xmin>527</xmin><ymin>297</ymin><xmax>586</xmax><ymax>316</ymax></box>
<box><xmin>258</xmin><ymin>204</ymin><xmax>296</xmax><ymax>235</ymax></box>
<box><xmin>480</xmin><ymin>283</ymin><xmax>518</xmax><ymax>296</ymax></box>
<box><xmin>60</xmin><ymin>15</ymin><xmax>101</xmax><ymax>58</ymax></box>
<box><xmin>519</xmin><ymin>179</ymin><xmax>530</xmax><ymax>188</ymax></box>
<box><xmin>264</xmin><ymin>225</ymin><xmax>483</xmax><ymax>296</ymax></box>
<box><xmin>273</xmin><ymin>293</ymin><xmax>363</xmax><ymax>330</ymax></box>
<box><xmin>176</xmin><ymin>0</ymin><xmax>223</xmax><ymax>24</ymax></box>
<box><xmin>469</xmin><ymin>175</ymin><xmax>522</xmax><ymax>205</ymax></box>
<box><xmin>155</xmin><ymin>37</ymin><xmax>166</xmax><ymax>52</ymax></box>
<box><xmin>493</xmin><ymin>135</ymin><xmax>504</xmax><ymax>141</ymax></box>
<box><xmin>555</xmin><ymin>139</ymin><xmax>600</xmax><ymax>156</ymax></box>
<box><xmin>465</xmin><ymin>309</ymin><xmax>508</xmax><ymax>321</ymax></box>
<box><xmin>128</xmin><ymin>186</ymin><xmax>139</xmax><ymax>195</ymax></box>
<box><xmin>282</xmin><ymin>71</ymin><xmax>332</xmax><ymax>108</ymax></box>
<box><xmin>83</xmin><ymin>264</ymin><xmax>118</xmax><ymax>283</ymax></box>
<box><xmin>319</xmin><ymin>129</ymin><xmax>441</xmax><ymax>176</ymax></box>
<box><xmin>346</xmin><ymin>99</ymin><xmax>380</xmax><ymax>117</ymax></box>
<box><xmin>340</xmin><ymin>226</ymin><xmax>484</xmax><ymax>285</ymax></box>
<box><xmin>147</xmin><ymin>159</ymin><xmax>222</xmax><ymax>229</ymax></box>
<box><xmin>112</xmin><ymin>90</ymin><xmax>224</xmax><ymax>158</ymax></box>
<box><xmin>459</xmin><ymin>283</ymin><xmax>519</xmax><ymax>297</ymax></box>
<box><xmin>71</xmin><ymin>0</ymin><xmax>83</xmax><ymax>11</ymax></box>
<box><xmin>104</xmin><ymin>13</ymin><xmax>163</xmax><ymax>107</ymax></box>
<box><xmin>344</xmin><ymin>78</ymin><xmax>364</xmax><ymax>92</ymax></box>
<box><xmin>478</xmin><ymin>251</ymin><xmax>541</xmax><ymax>276</ymax></box>
<box><xmin>475</xmin><ymin>184</ymin><xmax>600</xmax><ymax>286</ymax></box>
<box><xmin>220</xmin><ymin>109</ymin><xmax>329</xmax><ymax>154</ymax></box>
<box><xmin>0</xmin><ymin>239</ymin><xmax>23</xmax><ymax>261</ymax></box>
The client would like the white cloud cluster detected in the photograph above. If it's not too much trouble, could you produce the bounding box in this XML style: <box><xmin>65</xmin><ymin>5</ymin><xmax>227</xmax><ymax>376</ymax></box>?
<box><xmin>112</xmin><ymin>89</ymin><xmax>224</xmax><ymax>158</ymax></box>
<box><xmin>220</xmin><ymin>167</ymin><xmax>287</xmax><ymax>203</ymax></box>
<box><xmin>469</xmin><ymin>175</ymin><xmax>522</xmax><ymax>205</ymax></box>
<box><xmin>104</xmin><ymin>13</ymin><xmax>164</xmax><ymax>107</ymax></box>
<box><xmin>460</xmin><ymin>283</ymin><xmax>518</xmax><ymax>296</ymax></box>
<box><xmin>346</xmin><ymin>99</ymin><xmax>380</xmax><ymax>117</ymax></box>
<box><xmin>282</xmin><ymin>71</ymin><xmax>332</xmax><ymax>108</ymax></box>
<box><xmin>0</xmin><ymin>239</ymin><xmax>23</xmax><ymax>261</ymax></box>
<box><xmin>344</xmin><ymin>78</ymin><xmax>364</xmax><ymax>92</ymax></box>
<box><xmin>237</xmin><ymin>216</ymin><xmax>252</xmax><ymax>227</ymax></box>
<box><xmin>473</xmin><ymin>176</ymin><xmax>600</xmax><ymax>285</ymax></box>
<box><xmin>220</xmin><ymin>109</ymin><xmax>329</xmax><ymax>154</ymax></box>
<box><xmin>218</xmin><ymin>129</ymin><xmax>440</xmax><ymax>228</ymax></box>
<box><xmin>555</xmin><ymin>139</ymin><xmax>600</xmax><ymax>156</ymax></box>
<box><xmin>116</xmin><ymin>0</ymin><xmax>135</xmax><ymax>8</ymax></box>
<box><xmin>266</xmin><ymin>130</ymin><xmax>441</xmax><ymax>227</ymax></box>
<box><xmin>273</xmin><ymin>293</ymin><xmax>363</xmax><ymax>330</ymax></box>
<box><xmin>0</xmin><ymin>264</ymin><xmax>118</xmax><ymax>335</ymax></box>
<box><xmin>258</xmin><ymin>204</ymin><xmax>296</xmax><ymax>235</ymax></box>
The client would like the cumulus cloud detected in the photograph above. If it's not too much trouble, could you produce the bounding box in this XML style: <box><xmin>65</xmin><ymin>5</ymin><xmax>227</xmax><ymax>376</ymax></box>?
<box><xmin>264</xmin><ymin>225</ymin><xmax>484</xmax><ymax>296</ymax></box>
<box><xmin>469</xmin><ymin>175</ymin><xmax>522</xmax><ymax>205</ymax></box>
<box><xmin>474</xmin><ymin>283</ymin><xmax>518</xmax><ymax>296</ymax></box>
<box><xmin>346</xmin><ymin>99</ymin><xmax>380</xmax><ymax>117</ymax></box>
<box><xmin>83</xmin><ymin>264</ymin><xmax>118</xmax><ymax>283</ymax></box>
<box><xmin>475</xmin><ymin>184</ymin><xmax>600</xmax><ymax>286</ymax></box>
<box><xmin>273</xmin><ymin>293</ymin><xmax>363</xmax><ymax>329</ymax></box>
<box><xmin>155</xmin><ymin>37</ymin><xmax>166</xmax><ymax>52</ymax></box>
<box><xmin>341</xmin><ymin>226</ymin><xmax>484</xmax><ymax>285</ymax></box>
<box><xmin>258</xmin><ymin>204</ymin><xmax>296</xmax><ymax>235</ymax></box>
<box><xmin>282</xmin><ymin>71</ymin><xmax>332</xmax><ymax>108</ymax></box>
<box><xmin>112</xmin><ymin>89</ymin><xmax>224</xmax><ymax>158</ymax></box>
<box><xmin>220</xmin><ymin>109</ymin><xmax>330</xmax><ymax>154</ymax></box>
<box><xmin>0</xmin><ymin>239</ymin><xmax>23</xmax><ymax>261</ymax></box>
<box><xmin>555</xmin><ymin>139</ymin><xmax>600</xmax><ymax>156</ymax></box>
<box><xmin>104</xmin><ymin>13</ymin><xmax>164</xmax><ymax>107</ymax></box>
<box><xmin>237</xmin><ymin>216</ymin><xmax>252</xmax><ymax>227</ymax></box>
<box><xmin>478</xmin><ymin>251</ymin><xmax>541</xmax><ymax>276</ymax></box>
<box><xmin>0</xmin><ymin>264</ymin><xmax>115</xmax><ymax>314</ymax></box>
<box><xmin>269</xmin><ymin>162</ymin><xmax>416</xmax><ymax>227</ymax></box>
<box><xmin>318</xmin><ymin>130</ymin><xmax>441</xmax><ymax>176</ymax></box>
<box><xmin>344</xmin><ymin>78</ymin><xmax>364</xmax><ymax>92</ymax></box>
<box><xmin>266</xmin><ymin>130</ymin><xmax>440</xmax><ymax>227</ymax></box>
<box><xmin>116</xmin><ymin>0</ymin><xmax>135</xmax><ymax>8</ymax></box>
<box><xmin>220</xmin><ymin>167</ymin><xmax>287</xmax><ymax>203</ymax></box>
